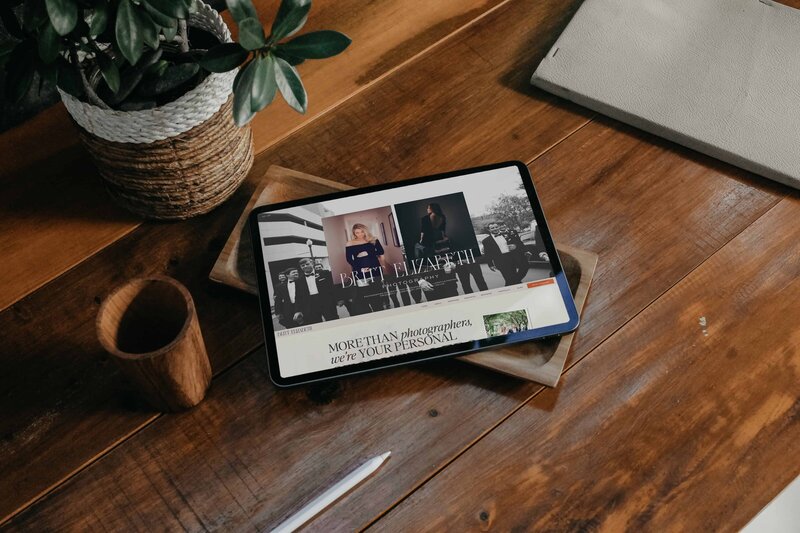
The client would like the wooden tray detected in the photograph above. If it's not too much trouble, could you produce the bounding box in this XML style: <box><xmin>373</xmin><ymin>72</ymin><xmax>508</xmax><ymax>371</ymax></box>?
<box><xmin>210</xmin><ymin>166</ymin><xmax>597</xmax><ymax>387</ymax></box>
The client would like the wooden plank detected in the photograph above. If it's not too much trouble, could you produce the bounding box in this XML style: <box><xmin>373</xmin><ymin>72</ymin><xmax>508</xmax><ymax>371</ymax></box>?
<box><xmin>0</xmin><ymin>0</ymin><xmax>509</xmax><ymax>312</ymax></box>
<box><xmin>1</xmin><ymin>351</ymin><xmax>536</xmax><ymax>532</ymax></box>
<box><xmin>2</xmin><ymin>0</ymin><xmax>791</xmax><ymax>524</ymax></box>
<box><xmin>1</xmin><ymin>114</ymin><xmax>785</xmax><ymax>528</ymax></box>
<box><xmin>374</xmin><ymin>196</ymin><xmax>800</xmax><ymax>532</ymax></box>
<box><xmin>0</xmin><ymin>0</ymin><xmax>592</xmax><ymax>521</ymax></box>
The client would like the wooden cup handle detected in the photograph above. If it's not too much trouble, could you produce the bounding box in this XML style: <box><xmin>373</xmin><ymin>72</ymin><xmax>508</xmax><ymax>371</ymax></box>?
<box><xmin>96</xmin><ymin>276</ymin><xmax>212</xmax><ymax>412</ymax></box>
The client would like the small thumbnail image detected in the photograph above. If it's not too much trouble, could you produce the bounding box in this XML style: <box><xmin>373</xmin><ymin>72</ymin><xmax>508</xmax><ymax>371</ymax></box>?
<box><xmin>482</xmin><ymin>309</ymin><xmax>530</xmax><ymax>337</ymax></box>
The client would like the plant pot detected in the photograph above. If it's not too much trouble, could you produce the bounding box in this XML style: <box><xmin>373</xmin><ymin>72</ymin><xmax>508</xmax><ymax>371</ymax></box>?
<box><xmin>58</xmin><ymin>1</ymin><xmax>253</xmax><ymax>220</ymax></box>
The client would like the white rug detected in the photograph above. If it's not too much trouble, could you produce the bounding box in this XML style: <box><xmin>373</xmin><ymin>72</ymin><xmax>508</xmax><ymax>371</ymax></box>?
<box><xmin>532</xmin><ymin>0</ymin><xmax>800</xmax><ymax>189</ymax></box>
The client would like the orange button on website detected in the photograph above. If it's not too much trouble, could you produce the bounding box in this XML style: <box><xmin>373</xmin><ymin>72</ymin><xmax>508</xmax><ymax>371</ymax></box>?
<box><xmin>527</xmin><ymin>279</ymin><xmax>555</xmax><ymax>289</ymax></box>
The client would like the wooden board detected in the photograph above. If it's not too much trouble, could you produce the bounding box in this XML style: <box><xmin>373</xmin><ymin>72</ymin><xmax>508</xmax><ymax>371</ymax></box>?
<box><xmin>0</xmin><ymin>0</ymin><xmax>789</xmax><ymax>526</ymax></box>
<box><xmin>0</xmin><ymin>0</ymin><xmax>511</xmax><ymax>313</ymax></box>
<box><xmin>0</xmin><ymin>0</ymin><xmax>597</xmax><ymax>521</ymax></box>
<box><xmin>375</xmin><ymin>196</ymin><xmax>800</xmax><ymax>532</ymax></box>
<box><xmin>1</xmin><ymin>117</ymin><xmax>784</xmax><ymax>530</ymax></box>
<box><xmin>210</xmin><ymin>166</ymin><xmax>598</xmax><ymax>386</ymax></box>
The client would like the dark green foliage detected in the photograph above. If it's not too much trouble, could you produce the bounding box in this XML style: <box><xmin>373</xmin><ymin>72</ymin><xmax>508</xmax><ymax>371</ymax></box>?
<box><xmin>199</xmin><ymin>42</ymin><xmax>247</xmax><ymax>73</ymax></box>
<box><xmin>273</xmin><ymin>55</ymin><xmax>305</xmax><ymax>114</ymax></box>
<box><xmin>238</xmin><ymin>17</ymin><xmax>266</xmax><ymax>51</ymax></box>
<box><xmin>225</xmin><ymin>0</ymin><xmax>257</xmax><ymax>24</ymax></box>
<box><xmin>277</xmin><ymin>30</ymin><xmax>351</xmax><ymax>59</ymax></box>
<box><xmin>89</xmin><ymin>1</ymin><xmax>108</xmax><ymax>37</ymax></box>
<box><xmin>116</xmin><ymin>0</ymin><xmax>143</xmax><ymax>64</ymax></box>
<box><xmin>37</xmin><ymin>21</ymin><xmax>60</xmax><ymax>63</ymax></box>
<box><xmin>270</xmin><ymin>0</ymin><xmax>310</xmax><ymax>42</ymax></box>
<box><xmin>45</xmin><ymin>0</ymin><xmax>78</xmax><ymax>36</ymax></box>
<box><xmin>249</xmin><ymin>54</ymin><xmax>276</xmax><ymax>113</ymax></box>
<box><xmin>135</xmin><ymin>63</ymin><xmax>199</xmax><ymax>97</ymax></box>
<box><xmin>0</xmin><ymin>0</ymin><xmax>351</xmax><ymax>125</ymax></box>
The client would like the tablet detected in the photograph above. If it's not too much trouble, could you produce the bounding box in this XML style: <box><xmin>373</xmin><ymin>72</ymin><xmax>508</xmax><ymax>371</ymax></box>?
<box><xmin>249</xmin><ymin>161</ymin><xmax>580</xmax><ymax>387</ymax></box>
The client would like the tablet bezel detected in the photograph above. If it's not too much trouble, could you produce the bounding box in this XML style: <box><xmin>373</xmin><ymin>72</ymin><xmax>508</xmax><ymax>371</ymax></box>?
<box><xmin>249</xmin><ymin>161</ymin><xmax>580</xmax><ymax>387</ymax></box>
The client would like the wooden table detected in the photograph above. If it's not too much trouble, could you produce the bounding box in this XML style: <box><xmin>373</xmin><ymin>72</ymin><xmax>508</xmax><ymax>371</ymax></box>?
<box><xmin>1</xmin><ymin>1</ymin><xmax>798</xmax><ymax>530</ymax></box>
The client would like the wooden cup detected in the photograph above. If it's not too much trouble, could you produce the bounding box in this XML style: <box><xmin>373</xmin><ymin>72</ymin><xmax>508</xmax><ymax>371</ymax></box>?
<box><xmin>97</xmin><ymin>276</ymin><xmax>212</xmax><ymax>412</ymax></box>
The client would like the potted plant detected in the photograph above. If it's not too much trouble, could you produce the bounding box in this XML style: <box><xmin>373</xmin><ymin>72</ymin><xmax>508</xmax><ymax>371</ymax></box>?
<box><xmin>0</xmin><ymin>0</ymin><xmax>350</xmax><ymax>219</ymax></box>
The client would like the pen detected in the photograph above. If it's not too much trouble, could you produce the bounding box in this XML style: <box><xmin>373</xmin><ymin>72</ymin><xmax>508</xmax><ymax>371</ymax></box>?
<box><xmin>271</xmin><ymin>452</ymin><xmax>392</xmax><ymax>533</ymax></box>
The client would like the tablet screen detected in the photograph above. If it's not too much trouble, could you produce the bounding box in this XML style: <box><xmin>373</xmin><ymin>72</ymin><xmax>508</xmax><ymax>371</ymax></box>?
<box><xmin>252</xmin><ymin>162</ymin><xmax>578</xmax><ymax>384</ymax></box>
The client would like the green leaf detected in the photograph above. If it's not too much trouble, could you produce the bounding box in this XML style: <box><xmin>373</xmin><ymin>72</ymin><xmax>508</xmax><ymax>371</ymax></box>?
<box><xmin>108</xmin><ymin>47</ymin><xmax>162</xmax><ymax>104</ymax></box>
<box><xmin>161</xmin><ymin>19</ymin><xmax>178</xmax><ymax>41</ymax></box>
<box><xmin>250</xmin><ymin>53</ymin><xmax>276</xmax><ymax>113</ymax></box>
<box><xmin>232</xmin><ymin>59</ymin><xmax>257</xmax><ymax>126</ymax></box>
<box><xmin>4</xmin><ymin>42</ymin><xmax>36</xmax><ymax>103</ymax></box>
<box><xmin>56</xmin><ymin>56</ymin><xmax>82</xmax><ymax>97</ymax></box>
<box><xmin>38</xmin><ymin>21</ymin><xmax>61</xmax><ymax>63</ymax></box>
<box><xmin>199</xmin><ymin>42</ymin><xmax>248</xmax><ymax>73</ymax></box>
<box><xmin>144</xmin><ymin>0</ymin><xmax>188</xmax><ymax>19</ymax></box>
<box><xmin>0</xmin><ymin>5</ymin><xmax>24</xmax><ymax>39</ymax></box>
<box><xmin>273</xmin><ymin>48</ymin><xmax>304</xmax><ymax>66</ymax></box>
<box><xmin>238</xmin><ymin>17</ymin><xmax>265</xmax><ymax>51</ymax></box>
<box><xmin>45</xmin><ymin>0</ymin><xmax>78</xmax><ymax>36</ymax></box>
<box><xmin>278</xmin><ymin>30</ymin><xmax>351</xmax><ymax>59</ymax></box>
<box><xmin>89</xmin><ymin>1</ymin><xmax>109</xmax><ymax>37</ymax></box>
<box><xmin>96</xmin><ymin>50</ymin><xmax>120</xmax><ymax>93</ymax></box>
<box><xmin>135</xmin><ymin>62</ymin><xmax>198</xmax><ymax>96</ymax></box>
<box><xmin>139</xmin><ymin>11</ymin><xmax>160</xmax><ymax>49</ymax></box>
<box><xmin>225</xmin><ymin>0</ymin><xmax>257</xmax><ymax>25</ymax></box>
<box><xmin>273</xmin><ymin>55</ymin><xmax>306</xmax><ymax>113</ymax></box>
<box><xmin>270</xmin><ymin>0</ymin><xmax>310</xmax><ymax>43</ymax></box>
<box><xmin>116</xmin><ymin>0</ymin><xmax>143</xmax><ymax>64</ymax></box>
<box><xmin>141</xmin><ymin>1</ymin><xmax>174</xmax><ymax>27</ymax></box>
<box><xmin>146</xmin><ymin>58</ymin><xmax>169</xmax><ymax>77</ymax></box>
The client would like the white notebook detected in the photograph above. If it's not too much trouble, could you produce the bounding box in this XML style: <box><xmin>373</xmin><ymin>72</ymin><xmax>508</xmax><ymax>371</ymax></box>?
<box><xmin>531</xmin><ymin>0</ymin><xmax>800</xmax><ymax>190</ymax></box>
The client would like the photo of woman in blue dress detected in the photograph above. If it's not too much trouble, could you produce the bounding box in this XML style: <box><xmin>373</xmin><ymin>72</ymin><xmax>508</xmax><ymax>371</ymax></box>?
<box><xmin>345</xmin><ymin>223</ymin><xmax>389</xmax><ymax>313</ymax></box>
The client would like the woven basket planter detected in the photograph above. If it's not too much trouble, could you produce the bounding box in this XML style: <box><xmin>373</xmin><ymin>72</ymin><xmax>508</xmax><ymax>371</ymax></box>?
<box><xmin>59</xmin><ymin>1</ymin><xmax>253</xmax><ymax>220</ymax></box>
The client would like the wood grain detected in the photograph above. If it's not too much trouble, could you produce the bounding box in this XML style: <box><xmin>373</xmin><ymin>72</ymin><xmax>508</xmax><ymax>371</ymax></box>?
<box><xmin>0</xmin><ymin>0</ymin><xmax>509</xmax><ymax>313</ymax></box>
<box><xmin>1</xmin><ymin>118</ymin><xmax>785</xmax><ymax>529</ymax></box>
<box><xmin>97</xmin><ymin>276</ymin><xmax>212</xmax><ymax>412</ymax></box>
<box><xmin>0</xmin><ymin>0</ymin><xmax>591</xmax><ymax>522</ymax></box>
<box><xmin>1</xmin><ymin>0</ymin><xmax>791</xmax><ymax>527</ymax></box>
<box><xmin>2</xmin><ymin>350</ymin><xmax>538</xmax><ymax>532</ymax></box>
<box><xmin>375</xmin><ymin>195</ymin><xmax>800</xmax><ymax>532</ymax></box>
<box><xmin>530</xmin><ymin>117</ymin><xmax>789</xmax><ymax>367</ymax></box>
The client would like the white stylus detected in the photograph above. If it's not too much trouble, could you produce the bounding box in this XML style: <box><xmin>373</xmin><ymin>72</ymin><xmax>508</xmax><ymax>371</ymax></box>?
<box><xmin>271</xmin><ymin>452</ymin><xmax>392</xmax><ymax>533</ymax></box>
